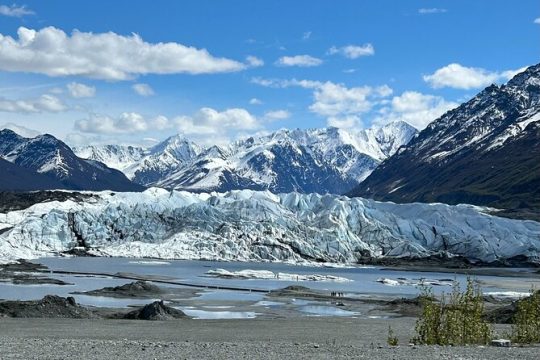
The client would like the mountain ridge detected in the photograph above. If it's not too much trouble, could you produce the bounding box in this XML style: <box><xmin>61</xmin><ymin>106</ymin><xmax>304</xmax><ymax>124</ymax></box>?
<box><xmin>75</xmin><ymin>121</ymin><xmax>418</xmax><ymax>194</ymax></box>
<box><xmin>350</xmin><ymin>63</ymin><xmax>540</xmax><ymax>221</ymax></box>
<box><xmin>0</xmin><ymin>129</ymin><xmax>144</xmax><ymax>192</ymax></box>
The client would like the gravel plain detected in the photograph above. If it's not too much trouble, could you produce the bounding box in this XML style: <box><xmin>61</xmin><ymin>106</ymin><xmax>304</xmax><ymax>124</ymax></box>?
<box><xmin>1</xmin><ymin>317</ymin><xmax>539</xmax><ymax>359</ymax></box>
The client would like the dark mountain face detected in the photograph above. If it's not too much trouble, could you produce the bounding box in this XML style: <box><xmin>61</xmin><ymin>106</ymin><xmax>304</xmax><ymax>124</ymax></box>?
<box><xmin>350</xmin><ymin>63</ymin><xmax>540</xmax><ymax>221</ymax></box>
<box><xmin>0</xmin><ymin>158</ymin><xmax>64</xmax><ymax>191</ymax></box>
<box><xmin>0</xmin><ymin>129</ymin><xmax>144</xmax><ymax>192</ymax></box>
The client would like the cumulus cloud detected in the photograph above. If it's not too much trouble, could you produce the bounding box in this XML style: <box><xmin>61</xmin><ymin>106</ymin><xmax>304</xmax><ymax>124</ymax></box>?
<box><xmin>0</xmin><ymin>27</ymin><xmax>246</xmax><ymax>80</ymax></box>
<box><xmin>252</xmin><ymin>76</ymin><xmax>393</xmax><ymax>129</ymax></box>
<box><xmin>246</xmin><ymin>55</ymin><xmax>264</xmax><ymax>67</ymax></box>
<box><xmin>264</xmin><ymin>109</ymin><xmax>290</xmax><ymax>121</ymax></box>
<box><xmin>535</xmin><ymin>17</ymin><xmax>540</xmax><ymax>24</ymax></box>
<box><xmin>328</xmin><ymin>44</ymin><xmax>374</xmax><ymax>59</ymax></box>
<box><xmin>0</xmin><ymin>94</ymin><xmax>66</xmax><ymax>113</ymax></box>
<box><xmin>418</xmin><ymin>8</ymin><xmax>447</xmax><ymax>14</ymax></box>
<box><xmin>249</xmin><ymin>98</ymin><xmax>262</xmax><ymax>105</ymax></box>
<box><xmin>75</xmin><ymin>112</ymin><xmax>153</xmax><ymax>134</ymax></box>
<box><xmin>327</xmin><ymin>115</ymin><xmax>362</xmax><ymax>129</ymax></box>
<box><xmin>75</xmin><ymin>107</ymin><xmax>260</xmax><ymax>137</ymax></box>
<box><xmin>309</xmin><ymin>82</ymin><xmax>375</xmax><ymax>117</ymax></box>
<box><xmin>175</xmin><ymin>108</ymin><xmax>259</xmax><ymax>135</ymax></box>
<box><xmin>67</xmin><ymin>82</ymin><xmax>95</xmax><ymax>98</ymax></box>
<box><xmin>423</xmin><ymin>63</ymin><xmax>525</xmax><ymax>89</ymax></box>
<box><xmin>132</xmin><ymin>83</ymin><xmax>155</xmax><ymax>96</ymax></box>
<box><xmin>0</xmin><ymin>4</ymin><xmax>33</xmax><ymax>17</ymax></box>
<box><xmin>275</xmin><ymin>55</ymin><xmax>323</xmax><ymax>67</ymax></box>
<box><xmin>0</xmin><ymin>122</ymin><xmax>41</xmax><ymax>137</ymax></box>
<box><xmin>374</xmin><ymin>91</ymin><xmax>458</xmax><ymax>129</ymax></box>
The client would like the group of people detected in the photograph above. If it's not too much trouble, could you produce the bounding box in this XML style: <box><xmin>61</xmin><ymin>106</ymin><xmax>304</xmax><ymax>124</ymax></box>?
<box><xmin>330</xmin><ymin>291</ymin><xmax>344</xmax><ymax>297</ymax></box>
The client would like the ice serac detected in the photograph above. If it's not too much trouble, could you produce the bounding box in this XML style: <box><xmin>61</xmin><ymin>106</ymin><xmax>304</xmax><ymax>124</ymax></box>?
<box><xmin>351</xmin><ymin>63</ymin><xmax>540</xmax><ymax>221</ymax></box>
<box><xmin>0</xmin><ymin>129</ymin><xmax>144</xmax><ymax>192</ymax></box>
<box><xmin>0</xmin><ymin>188</ymin><xmax>538</xmax><ymax>265</ymax></box>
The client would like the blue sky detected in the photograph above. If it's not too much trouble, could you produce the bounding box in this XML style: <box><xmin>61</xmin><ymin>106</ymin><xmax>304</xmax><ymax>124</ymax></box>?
<box><xmin>0</xmin><ymin>0</ymin><xmax>538</xmax><ymax>146</ymax></box>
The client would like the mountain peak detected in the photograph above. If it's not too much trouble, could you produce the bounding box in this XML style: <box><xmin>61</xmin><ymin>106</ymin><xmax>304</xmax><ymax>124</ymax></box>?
<box><xmin>351</xmin><ymin>62</ymin><xmax>540</xmax><ymax>220</ymax></box>
<box><xmin>0</xmin><ymin>131</ymin><xmax>143</xmax><ymax>192</ymax></box>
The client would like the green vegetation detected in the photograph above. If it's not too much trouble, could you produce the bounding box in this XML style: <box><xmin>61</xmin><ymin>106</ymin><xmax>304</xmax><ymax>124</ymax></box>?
<box><xmin>511</xmin><ymin>289</ymin><xmax>540</xmax><ymax>344</ymax></box>
<box><xmin>412</xmin><ymin>278</ymin><xmax>492</xmax><ymax>345</ymax></box>
<box><xmin>387</xmin><ymin>325</ymin><xmax>398</xmax><ymax>346</ymax></box>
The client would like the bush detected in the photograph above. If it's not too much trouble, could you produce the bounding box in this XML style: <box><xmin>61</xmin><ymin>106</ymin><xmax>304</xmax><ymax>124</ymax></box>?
<box><xmin>412</xmin><ymin>277</ymin><xmax>492</xmax><ymax>345</ymax></box>
<box><xmin>511</xmin><ymin>289</ymin><xmax>540</xmax><ymax>344</ymax></box>
<box><xmin>387</xmin><ymin>325</ymin><xmax>398</xmax><ymax>346</ymax></box>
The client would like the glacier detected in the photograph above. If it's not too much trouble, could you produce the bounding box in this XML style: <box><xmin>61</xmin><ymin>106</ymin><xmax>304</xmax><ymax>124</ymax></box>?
<box><xmin>0</xmin><ymin>188</ymin><xmax>539</xmax><ymax>265</ymax></box>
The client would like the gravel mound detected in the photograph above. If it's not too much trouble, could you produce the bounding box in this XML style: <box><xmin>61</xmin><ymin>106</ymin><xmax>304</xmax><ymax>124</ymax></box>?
<box><xmin>0</xmin><ymin>295</ymin><xmax>97</xmax><ymax>319</ymax></box>
<box><xmin>123</xmin><ymin>301</ymin><xmax>187</xmax><ymax>320</ymax></box>
<box><xmin>73</xmin><ymin>280</ymin><xmax>163</xmax><ymax>298</ymax></box>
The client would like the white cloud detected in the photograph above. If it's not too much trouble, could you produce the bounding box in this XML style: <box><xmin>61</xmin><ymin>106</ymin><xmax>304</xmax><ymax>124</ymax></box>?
<box><xmin>132</xmin><ymin>83</ymin><xmax>155</xmax><ymax>96</ymax></box>
<box><xmin>310</xmin><ymin>82</ymin><xmax>372</xmax><ymax>116</ymax></box>
<box><xmin>0</xmin><ymin>122</ymin><xmax>41</xmax><ymax>137</ymax></box>
<box><xmin>535</xmin><ymin>17</ymin><xmax>540</xmax><ymax>24</ymax></box>
<box><xmin>252</xmin><ymin>76</ymin><xmax>393</xmax><ymax>129</ymax></box>
<box><xmin>67</xmin><ymin>82</ymin><xmax>95</xmax><ymax>98</ymax></box>
<box><xmin>275</xmin><ymin>55</ymin><xmax>323</xmax><ymax>67</ymax></box>
<box><xmin>309</xmin><ymin>82</ymin><xmax>389</xmax><ymax>118</ymax></box>
<box><xmin>374</xmin><ymin>91</ymin><xmax>458</xmax><ymax>129</ymax></box>
<box><xmin>174</xmin><ymin>108</ymin><xmax>259</xmax><ymax>135</ymax></box>
<box><xmin>327</xmin><ymin>115</ymin><xmax>362</xmax><ymax>129</ymax></box>
<box><xmin>251</xmin><ymin>77</ymin><xmax>322</xmax><ymax>89</ymax></box>
<box><xmin>423</xmin><ymin>63</ymin><xmax>525</xmax><ymax>89</ymax></box>
<box><xmin>249</xmin><ymin>98</ymin><xmax>263</xmax><ymax>105</ymax></box>
<box><xmin>152</xmin><ymin>115</ymin><xmax>170</xmax><ymax>131</ymax></box>
<box><xmin>0</xmin><ymin>4</ymin><xmax>33</xmax><ymax>17</ymax></box>
<box><xmin>264</xmin><ymin>109</ymin><xmax>290</xmax><ymax>121</ymax></box>
<box><xmin>0</xmin><ymin>94</ymin><xmax>66</xmax><ymax>113</ymax></box>
<box><xmin>302</xmin><ymin>31</ymin><xmax>312</xmax><ymax>40</ymax></box>
<box><xmin>418</xmin><ymin>8</ymin><xmax>447</xmax><ymax>14</ymax></box>
<box><xmin>343</xmin><ymin>68</ymin><xmax>357</xmax><ymax>74</ymax></box>
<box><xmin>328</xmin><ymin>44</ymin><xmax>374</xmax><ymax>59</ymax></box>
<box><xmin>0</xmin><ymin>26</ymin><xmax>246</xmax><ymax>80</ymax></box>
<box><xmin>75</xmin><ymin>107</ymin><xmax>260</xmax><ymax>138</ymax></box>
<box><xmin>246</xmin><ymin>55</ymin><xmax>264</xmax><ymax>67</ymax></box>
<box><xmin>75</xmin><ymin>112</ymin><xmax>152</xmax><ymax>134</ymax></box>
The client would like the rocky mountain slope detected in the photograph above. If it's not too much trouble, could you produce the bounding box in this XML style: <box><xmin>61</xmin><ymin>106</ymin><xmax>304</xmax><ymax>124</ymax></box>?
<box><xmin>75</xmin><ymin>121</ymin><xmax>417</xmax><ymax>194</ymax></box>
<box><xmin>350</xmin><ymin>63</ymin><xmax>540</xmax><ymax>221</ymax></box>
<box><xmin>0</xmin><ymin>158</ymin><xmax>64</xmax><ymax>191</ymax></box>
<box><xmin>1</xmin><ymin>188</ymin><xmax>538</xmax><ymax>265</ymax></box>
<box><xmin>0</xmin><ymin>129</ymin><xmax>144</xmax><ymax>192</ymax></box>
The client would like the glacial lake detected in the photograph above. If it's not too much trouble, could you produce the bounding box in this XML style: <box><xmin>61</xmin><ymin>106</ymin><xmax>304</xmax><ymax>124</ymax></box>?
<box><xmin>1</xmin><ymin>257</ymin><xmax>538</xmax><ymax>309</ymax></box>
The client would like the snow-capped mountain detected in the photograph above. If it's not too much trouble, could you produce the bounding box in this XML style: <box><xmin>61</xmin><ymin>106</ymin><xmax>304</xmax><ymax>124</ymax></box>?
<box><xmin>76</xmin><ymin>121</ymin><xmax>417</xmax><ymax>194</ymax></box>
<box><xmin>1</xmin><ymin>188</ymin><xmax>538</xmax><ymax>265</ymax></box>
<box><xmin>351</xmin><ymin>63</ymin><xmax>540</xmax><ymax>220</ymax></box>
<box><xmin>73</xmin><ymin>145</ymin><xmax>148</xmax><ymax>173</ymax></box>
<box><xmin>0</xmin><ymin>129</ymin><xmax>144</xmax><ymax>192</ymax></box>
<box><xmin>75</xmin><ymin>135</ymin><xmax>203</xmax><ymax>184</ymax></box>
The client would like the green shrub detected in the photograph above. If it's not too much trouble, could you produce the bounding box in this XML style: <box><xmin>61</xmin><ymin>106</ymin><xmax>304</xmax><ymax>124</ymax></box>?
<box><xmin>511</xmin><ymin>289</ymin><xmax>540</xmax><ymax>344</ymax></box>
<box><xmin>387</xmin><ymin>325</ymin><xmax>398</xmax><ymax>346</ymax></box>
<box><xmin>412</xmin><ymin>277</ymin><xmax>492</xmax><ymax>345</ymax></box>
